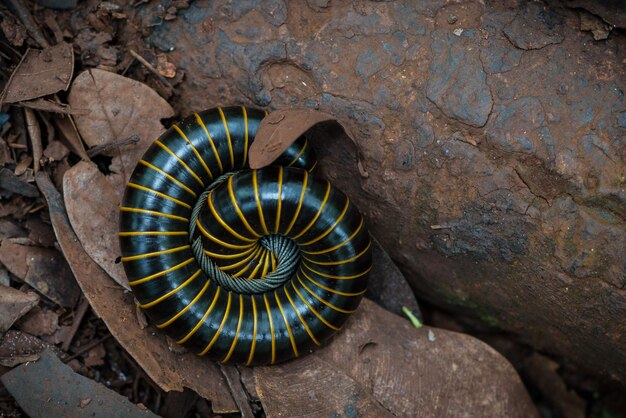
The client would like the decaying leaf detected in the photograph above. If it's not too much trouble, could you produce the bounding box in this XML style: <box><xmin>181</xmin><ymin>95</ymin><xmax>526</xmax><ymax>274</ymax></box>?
<box><xmin>68</xmin><ymin>69</ymin><xmax>175</xmax><ymax>190</ymax></box>
<box><xmin>1</xmin><ymin>349</ymin><xmax>158</xmax><ymax>418</ymax></box>
<box><xmin>63</xmin><ymin>161</ymin><xmax>128</xmax><ymax>289</ymax></box>
<box><xmin>0</xmin><ymin>285</ymin><xmax>39</xmax><ymax>332</ymax></box>
<box><xmin>53</xmin><ymin>114</ymin><xmax>90</xmax><ymax>162</ymax></box>
<box><xmin>254</xmin><ymin>299</ymin><xmax>538</xmax><ymax>417</ymax></box>
<box><xmin>1</xmin><ymin>42</ymin><xmax>74</xmax><ymax>104</ymax></box>
<box><xmin>249</xmin><ymin>108</ymin><xmax>368</xmax><ymax>177</ymax></box>
<box><xmin>36</xmin><ymin>172</ymin><xmax>238</xmax><ymax>414</ymax></box>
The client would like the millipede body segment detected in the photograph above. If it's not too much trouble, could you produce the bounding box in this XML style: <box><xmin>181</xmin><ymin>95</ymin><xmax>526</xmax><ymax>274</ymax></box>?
<box><xmin>119</xmin><ymin>106</ymin><xmax>371</xmax><ymax>365</ymax></box>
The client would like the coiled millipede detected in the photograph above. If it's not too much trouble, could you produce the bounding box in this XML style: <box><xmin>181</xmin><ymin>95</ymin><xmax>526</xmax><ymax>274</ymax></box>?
<box><xmin>119</xmin><ymin>106</ymin><xmax>371</xmax><ymax>365</ymax></box>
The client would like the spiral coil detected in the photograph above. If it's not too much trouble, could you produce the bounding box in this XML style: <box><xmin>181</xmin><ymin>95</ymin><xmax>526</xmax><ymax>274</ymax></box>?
<box><xmin>119</xmin><ymin>106</ymin><xmax>371</xmax><ymax>365</ymax></box>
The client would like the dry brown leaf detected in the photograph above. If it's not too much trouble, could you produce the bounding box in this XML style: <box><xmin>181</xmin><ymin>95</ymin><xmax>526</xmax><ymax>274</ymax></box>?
<box><xmin>254</xmin><ymin>298</ymin><xmax>538</xmax><ymax>417</ymax></box>
<box><xmin>249</xmin><ymin>109</ymin><xmax>368</xmax><ymax>177</ymax></box>
<box><xmin>0</xmin><ymin>285</ymin><xmax>39</xmax><ymax>332</ymax></box>
<box><xmin>36</xmin><ymin>172</ymin><xmax>238</xmax><ymax>414</ymax></box>
<box><xmin>63</xmin><ymin>161</ymin><xmax>128</xmax><ymax>289</ymax></box>
<box><xmin>53</xmin><ymin>114</ymin><xmax>90</xmax><ymax>162</ymax></box>
<box><xmin>249</xmin><ymin>109</ymin><xmax>334</xmax><ymax>169</ymax></box>
<box><xmin>68</xmin><ymin>69</ymin><xmax>175</xmax><ymax>191</ymax></box>
<box><xmin>1</xmin><ymin>43</ymin><xmax>74</xmax><ymax>104</ymax></box>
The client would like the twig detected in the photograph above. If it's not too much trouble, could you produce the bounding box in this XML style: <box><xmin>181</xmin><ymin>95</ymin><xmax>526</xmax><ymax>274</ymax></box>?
<box><xmin>63</xmin><ymin>334</ymin><xmax>112</xmax><ymax>363</ymax></box>
<box><xmin>87</xmin><ymin>134</ymin><xmax>141</xmax><ymax>157</ymax></box>
<box><xmin>24</xmin><ymin>107</ymin><xmax>42</xmax><ymax>174</ymax></box>
<box><xmin>6</xmin><ymin>0</ymin><xmax>49</xmax><ymax>48</ymax></box>
<box><xmin>128</xmin><ymin>49</ymin><xmax>177</xmax><ymax>93</ymax></box>
<box><xmin>0</xmin><ymin>47</ymin><xmax>28</xmax><ymax>106</ymax></box>
<box><xmin>61</xmin><ymin>297</ymin><xmax>91</xmax><ymax>352</ymax></box>
<box><xmin>219</xmin><ymin>365</ymin><xmax>255</xmax><ymax>418</ymax></box>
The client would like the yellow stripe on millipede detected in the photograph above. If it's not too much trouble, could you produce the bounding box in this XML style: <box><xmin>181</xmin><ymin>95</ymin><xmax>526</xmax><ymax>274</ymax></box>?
<box><xmin>121</xmin><ymin>245</ymin><xmax>190</xmax><ymax>262</ymax></box>
<box><xmin>303</xmin><ymin>241</ymin><xmax>371</xmax><ymax>266</ymax></box>
<box><xmin>299</xmin><ymin>197</ymin><xmax>349</xmax><ymax>247</ymax></box>
<box><xmin>252</xmin><ymin>171</ymin><xmax>269</xmax><ymax>234</ymax></box>
<box><xmin>290</xmin><ymin>281</ymin><xmax>339</xmax><ymax>331</ymax></box>
<box><xmin>199</xmin><ymin>291</ymin><xmax>232</xmax><ymax>356</ymax></box>
<box><xmin>246</xmin><ymin>296</ymin><xmax>258</xmax><ymax>366</ymax></box>
<box><xmin>127</xmin><ymin>183</ymin><xmax>191</xmax><ymax>209</ymax></box>
<box><xmin>195</xmin><ymin>113</ymin><xmax>224</xmax><ymax>173</ymax></box>
<box><xmin>284</xmin><ymin>286</ymin><xmax>320</xmax><ymax>345</ymax></box>
<box><xmin>154</xmin><ymin>140</ymin><xmax>205</xmax><ymax>187</ymax></box>
<box><xmin>275</xmin><ymin>167</ymin><xmax>283</xmax><ymax>233</ymax></box>
<box><xmin>221</xmin><ymin>245</ymin><xmax>261</xmax><ymax>271</ymax></box>
<box><xmin>156</xmin><ymin>279</ymin><xmax>210</xmax><ymax>328</ymax></box>
<box><xmin>228</xmin><ymin>176</ymin><xmax>261</xmax><ymax>238</ymax></box>
<box><xmin>284</xmin><ymin>171</ymin><xmax>308</xmax><ymax>235</ymax></box>
<box><xmin>222</xmin><ymin>294</ymin><xmax>244</xmax><ymax>363</ymax></box>
<box><xmin>287</xmin><ymin>139</ymin><xmax>308</xmax><ymax>167</ymax></box>
<box><xmin>196</xmin><ymin>219</ymin><xmax>256</xmax><ymax>250</ymax></box>
<box><xmin>204</xmin><ymin>245</ymin><xmax>256</xmax><ymax>259</ymax></box>
<box><xmin>275</xmin><ymin>292</ymin><xmax>298</xmax><ymax>357</ymax></box>
<box><xmin>297</xmin><ymin>273</ymin><xmax>355</xmax><ymax>314</ymax></box>
<box><xmin>291</xmin><ymin>181</ymin><xmax>331</xmax><ymax>240</ymax></box>
<box><xmin>120</xmin><ymin>207</ymin><xmax>188</xmax><ymax>222</ymax></box>
<box><xmin>139</xmin><ymin>269</ymin><xmax>202</xmax><ymax>308</ymax></box>
<box><xmin>300</xmin><ymin>268</ymin><xmax>367</xmax><ymax>297</ymax></box>
<box><xmin>138</xmin><ymin>160</ymin><xmax>197</xmax><ymax>198</ymax></box>
<box><xmin>302</xmin><ymin>217</ymin><xmax>364</xmax><ymax>255</ymax></box>
<box><xmin>302</xmin><ymin>261</ymin><xmax>372</xmax><ymax>280</ymax></box>
<box><xmin>208</xmin><ymin>192</ymin><xmax>256</xmax><ymax>242</ymax></box>
<box><xmin>128</xmin><ymin>257</ymin><xmax>195</xmax><ymax>286</ymax></box>
<box><xmin>177</xmin><ymin>287</ymin><xmax>221</xmax><ymax>344</ymax></box>
<box><xmin>217</xmin><ymin>107</ymin><xmax>235</xmax><ymax>169</ymax></box>
<box><xmin>264</xmin><ymin>294</ymin><xmax>276</xmax><ymax>364</ymax></box>
<box><xmin>242</xmin><ymin>106</ymin><xmax>249</xmax><ymax>166</ymax></box>
<box><xmin>173</xmin><ymin>124</ymin><xmax>214</xmax><ymax>181</ymax></box>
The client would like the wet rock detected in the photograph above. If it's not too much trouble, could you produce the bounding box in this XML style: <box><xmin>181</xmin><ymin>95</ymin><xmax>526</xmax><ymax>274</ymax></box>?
<box><xmin>504</xmin><ymin>2</ymin><xmax>564</xmax><ymax>50</ymax></box>
<box><xmin>148</xmin><ymin>0</ymin><xmax>626</xmax><ymax>385</ymax></box>
<box><xmin>426</xmin><ymin>30</ymin><xmax>493</xmax><ymax>127</ymax></box>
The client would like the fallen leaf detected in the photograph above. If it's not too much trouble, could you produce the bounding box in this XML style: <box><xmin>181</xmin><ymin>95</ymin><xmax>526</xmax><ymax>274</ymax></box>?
<box><xmin>0</xmin><ymin>238</ymin><xmax>80</xmax><ymax>307</ymax></box>
<box><xmin>15</xmin><ymin>306</ymin><xmax>59</xmax><ymax>337</ymax></box>
<box><xmin>68</xmin><ymin>69</ymin><xmax>175</xmax><ymax>190</ymax></box>
<box><xmin>0</xmin><ymin>285</ymin><xmax>39</xmax><ymax>332</ymax></box>
<box><xmin>253</xmin><ymin>299</ymin><xmax>538</xmax><ymax>417</ymax></box>
<box><xmin>53</xmin><ymin>114</ymin><xmax>90</xmax><ymax>161</ymax></box>
<box><xmin>17</xmin><ymin>98</ymin><xmax>89</xmax><ymax>115</ymax></box>
<box><xmin>0</xmin><ymin>330</ymin><xmax>65</xmax><ymax>366</ymax></box>
<box><xmin>249</xmin><ymin>109</ymin><xmax>334</xmax><ymax>169</ymax></box>
<box><xmin>36</xmin><ymin>172</ymin><xmax>238</xmax><ymax>414</ymax></box>
<box><xmin>0</xmin><ymin>168</ymin><xmax>39</xmax><ymax>198</ymax></box>
<box><xmin>43</xmin><ymin>140</ymin><xmax>70</xmax><ymax>162</ymax></box>
<box><xmin>1</xmin><ymin>349</ymin><xmax>158</xmax><ymax>418</ymax></box>
<box><xmin>63</xmin><ymin>161</ymin><xmax>128</xmax><ymax>289</ymax></box>
<box><xmin>1</xmin><ymin>43</ymin><xmax>74</xmax><ymax>104</ymax></box>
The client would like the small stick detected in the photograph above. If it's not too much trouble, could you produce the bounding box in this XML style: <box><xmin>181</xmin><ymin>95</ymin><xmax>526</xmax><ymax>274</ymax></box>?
<box><xmin>24</xmin><ymin>108</ymin><xmax>42</xmax><ymax>174</ymax></box>
<box><xmin>128</xmin><ymin>49</ymin><xmax>177</xmax><ymax>93</ymax></box>
<box><xmin>87</xmin><ymin>134</ymin><xmax>140</xmax><ymax>157</ymax></box>
<box><xmin>63</xmin><ymin>334</ymin><xmax>112</xmax><ymax>363</ymax></box>
<box><xmin>61</xmin><ymin>297</ymin><xmax>91</xmax><ymax>352</ymax></box>
<box><xmin>6</xmin><ymin>0</ymin><xmax>50</xmax><ymax>48</ymax></box>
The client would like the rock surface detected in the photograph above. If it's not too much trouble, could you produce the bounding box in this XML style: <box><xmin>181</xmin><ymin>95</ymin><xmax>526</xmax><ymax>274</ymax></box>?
<box><xmin>145</xmin><ymin>0</ymin><xmax>626</xmax><ymax>382</ymax></box>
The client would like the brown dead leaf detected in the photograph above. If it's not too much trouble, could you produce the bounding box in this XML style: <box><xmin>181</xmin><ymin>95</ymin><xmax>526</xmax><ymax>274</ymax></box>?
<box><xmin>68</xmin><ymin>69</ymin><xmax>175</xmax><ymax>191</ymax></box>
<box><xmin>249</xmin><ymin>109</ymin><xmax>334</xmax><ymax>169</ymax></box>
<box><xmin>36</xmin><ymin>171</ymin><xmax>238</xmax><ymax>414</ymax></box>
<box><xmin>0</xmin><ymin>238</ymin><xmax>80</xmax><ymax>307</ymax></box>
<box><xmin>18</xmin><ymin>98</ymin><xmax>90</xmax><ymax>115</ymax></box>
<box><xmin>1</xmin><ymin>43</ymin><xmax>74</xmax><ymax>104</ymax></box>
<box><xmin>0</xmin><ymin>285</ymin><xmax>39</xmax><ymax>332</ymax></box>
<box><xmin>249</xmin><ymin>109</ymin><xmax>368</xmax><ymax>177</ymax></box>
<box><xmin>254</xmin><ymin>298</ymin><xmax>537</xmax><ymax>417</ymax></box>
<box><xmin>63</xmin><ymin>161</ymin><xmax>128</xmax><ymax>289</ymax></box>
<box><xmin>53</xmin><ymin>114</ymin><xmax>90</xmax><ymax>162</ymax></box>
<box><xmin>15</xmin><ymin>306</ymin><xmax>59</xmax><ymax>337</ymax></box>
